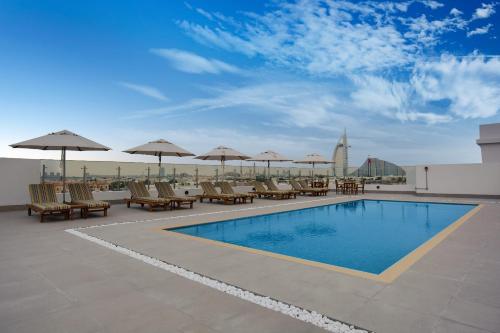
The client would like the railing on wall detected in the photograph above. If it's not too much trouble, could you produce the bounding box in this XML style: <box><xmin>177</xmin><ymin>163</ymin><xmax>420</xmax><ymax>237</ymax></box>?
<box><xmin>40</xmin><ymin>159</ymin><xmax>337</xmax><ymax>192</ymax></box>
<box><xmin>38</xmin><ymin>159</ymin><xmax>415</xmax><ymax>193</ymax></box>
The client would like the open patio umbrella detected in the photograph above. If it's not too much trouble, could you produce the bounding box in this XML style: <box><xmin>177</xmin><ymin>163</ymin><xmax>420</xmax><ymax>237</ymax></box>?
<box><xmin>248</xmin><ymin>150</ymin><xmax>292</xmax><ymax>179</ymax></box>
<box><xmin>294</xmin><ymin>153</ymin><xmax>333</xmax><ymax>180</ymax></box>
<box><xmin>123</xmin><ymin>139</ymin><xmax>194</xmax><ymax>181</ymax></box>
<box><xmin>10</xmin><ymin>130</ymin><xmax>110</xmax><ymax>201</ymax></box>
<box><xmin>195</xmin><ymin>146</ymin><xmax>250</xmax><ymax>181</ymax></box>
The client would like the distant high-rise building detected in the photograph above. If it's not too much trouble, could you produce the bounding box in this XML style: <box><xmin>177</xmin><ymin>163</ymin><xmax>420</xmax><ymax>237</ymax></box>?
<box><xmin>332</xmin><ymin>129</ymin><xmax>349</xmax><ymax>177</ymax></box>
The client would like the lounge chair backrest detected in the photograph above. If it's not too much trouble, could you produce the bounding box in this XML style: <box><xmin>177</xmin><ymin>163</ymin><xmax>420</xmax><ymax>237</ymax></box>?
<box><xmin>253</xmin><ymin>181</ymin><xmax>268</xmax><ymax>192</ymax></box>
<box><xmin>299</xmin><ymin>180</ymin><xmax>311</xmax><ymax>189</ymax></box>
<box><xmin>289</xmin><ymin>179</ymin><xmax>302</xmax><ymax>190</ymax></box>
<box><xmin>265</xmin><ymin>180</ymin><xmax>279</xmax><ymax>191</ymax></box>
<box><xmin>128</xmin><ymin>182</ymin><xmax>150</xmax><ymax>198</ymax></box>
<box><xmin>155</xmin><ymin>182</ymin><xmax>176</xmax><ymax>197</ymax></box>
<box><xmin>200</xmin><ymin>182</ymin><xmax>218</xmax><ymax>195</ymax></box>
<box><xmin>219</xmin><ymin>182</ymin><xmax>235</xmax><ymax>195</ymax></box>
<box><xmin>68</xmin><ymin>183</ymin><xmax>94</xmax><ymax>201</ymax></box>
<box><xmin>29</xmin><ymin>184</ymin><xmax>58</xmax><ymax>204</ymax></box>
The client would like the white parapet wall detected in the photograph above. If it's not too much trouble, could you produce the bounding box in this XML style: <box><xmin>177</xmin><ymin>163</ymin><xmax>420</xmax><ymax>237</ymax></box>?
<box><xmin>1</xmin><ymin>157</ymin><xmax>499</xmax><ymax>208</ymax></box>
<box><xmin>415</xmin><ymin>163</ymin><xmax>500</xmax><ymax>197</ymax></box>
<box><xmin>0</xmin><ymin>158</ymin><xmax>40</xmax><ymax>207</ymax></box>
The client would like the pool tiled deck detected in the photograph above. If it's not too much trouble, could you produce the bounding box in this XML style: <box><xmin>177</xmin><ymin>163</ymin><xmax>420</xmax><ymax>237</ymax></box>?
<box><xmin>1</xmin><ymin>193</ymin><xmax>499</xmax><ymax>333</ymax></box>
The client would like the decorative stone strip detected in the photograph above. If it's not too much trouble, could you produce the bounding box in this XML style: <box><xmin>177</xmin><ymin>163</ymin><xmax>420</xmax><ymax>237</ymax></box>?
<box><xmin>66</xmin><ymin>228</ymin><xmax>371</xmax><ymax>333</ymax></box>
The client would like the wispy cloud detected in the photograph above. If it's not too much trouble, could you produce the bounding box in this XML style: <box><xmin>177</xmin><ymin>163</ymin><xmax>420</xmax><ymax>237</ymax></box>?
<box><xmin>472</xmin><ymin>3</ymin><xmax>496</xmax><ymax>20</ymax></box>
<box><xmin>175</xmin><ymin>1</ymin><xmax>500</xmax><ymax>124</ymax></box>
<box><xmin>179</xmin><ymin>0</ymin><xmax>473</xmax><ymax>76</ymax></box>
<box><xmin>117</xmin><ymin>81</ymin><xmax>168</xmax><ymax>101</ymax></box>
<box><xmin>467</xmin><ymin>24</ymin><xmax>493</xmax><ymax>37</ymax></box>
<box><xmin>449</xmin><ymin>8</ymin><xmax>463</xmax><ymax>16</ymax></box>
<box><xmin>129</xmin><ymin>81</ymin><xmax>342</xmax><ymax>129</ymax></box>
<box><xmin>412</xmin><ymin>55</ymin><xmax>500</xmax><ymax>118</ymax></box>
<box><xmin>150</xmin><ymin>48</ymin><xmax>241</xmax><ymax>74</ymax></box>
<box><xmin>350</xmin><ymin>75</ymin><xmax>452</xmax><ymax>124</ymax></box>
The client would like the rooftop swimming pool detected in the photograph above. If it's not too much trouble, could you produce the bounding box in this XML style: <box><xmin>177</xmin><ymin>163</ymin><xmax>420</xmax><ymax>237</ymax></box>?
<box><xmin>169</xmin><ymin>200</ymin><xmax>476</xmax><ymax>275</ymax></box>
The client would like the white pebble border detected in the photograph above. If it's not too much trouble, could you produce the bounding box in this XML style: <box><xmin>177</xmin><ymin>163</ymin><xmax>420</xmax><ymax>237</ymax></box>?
<box><xmin>65</xmin><ymin>228</ymin><xmax>371</xmax><ymax>333</ymax></box>
<box><xmin>65</xmin><ymin>195</ymin><xmax>372</xmax><ymax>332</ymax></box>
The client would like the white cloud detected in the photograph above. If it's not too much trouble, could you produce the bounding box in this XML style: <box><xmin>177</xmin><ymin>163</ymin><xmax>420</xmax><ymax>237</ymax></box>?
<box><xmin>179</xmin><ymin>1</ymin><xmax>417</xmax><ymax>75</ymax></box>
<box><xmin>449</xmin><ymin>8</ymin><xmax>463</xmax><ymax>16</ymax></box>
<box><xmin>179</xmin><ymin>1</ymin><xmax>473</xmax><ymax>76</ymax></box>
<box><xmin>412</xmin><ymin>55</ymin><xmax>500</xmax><ymax>118</ymax></box>
<box><xmin>131</xmin><ymin>81</ymin><xmax>341</xmax><ymax>129</ymax></box>
<box><xmin>117</xmin><ymin>82</ymin><xmax>168</xmax><ymax>101</ymax></box>
<box><xmin>150</xmin><ymin>48</ymin><xmax>241</xmax><ymax>74</ymax></box>
<box><xmin>467</xmin><ymin>24</ymin><xmax>493</xmax><ymax>37</ymax></box>
<box><xmin>402</xmin><ymin>14</ymin><xmax>468</xmax><ymax>47</ymax></box>
<box><xmin>419</xmin><ymin>0</ymin><xmax>444</xmax><ymax>10</ymax></box>
<box><xmin>350</xmin><ymin>75</ymin><xmax>452</xmax><ymax>124</ymax></box>
<box><xmin>472</xmin><ymin>3</ymin><xmax>496</xmax><ymax>20</ymax></box>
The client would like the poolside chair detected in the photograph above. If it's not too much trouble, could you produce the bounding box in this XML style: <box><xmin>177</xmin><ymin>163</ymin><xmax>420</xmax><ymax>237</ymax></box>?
<box><xmin>342</xmin><ymin>181</ymin><xmax>358</xmax><ymax>195</ymax></box>
<box><xmin>357</xmin><ymin>179</ymin><xmax>365</xmax><ymax>194</ymax></box>
<box><xmin>298</xmin><ymin>180</ymin><xmax>329</xmax><ymax>196</ymax></box>
<box><xmin>27</xmin><ymin>184</ymin><xmax>71</xmax><ymax>222</ymax></box>
<box><xmin>68</xmin><ymin>183</ymin><xmax>110</xmax><ymax>217</ymax></box>
<box><xmin>219</xmin><ymin>181</ymin><xmax>255</xmax><ymax>203</ymax></box>
<box><xmin>290</xmin><ymin>179</ymin><xmax>324</xmax><ymax>196</ymax></box>
<box><xmin>265</xmin><ymin>179</ymin><xmax>298</xmax><ymax>198</ymax></box>
<box><xmin>335</xmin><ymin>180</ymin><xmax>344</xmax><ymax>194</ymax></box>
<box><xmin>252</xmin><ymin>181</ymin><xmax>290</xmax><ymax>199</ymax></box>
<box><xmin>126</xmin><ymin>182</ymin><xmax>171</xmax><ymax>211</ymax></box>
<box><xmin>199</xmin><ymin>182</ymin><xmax>238</xmax><ymax>204</ymax></box>
<box><xmin>155</xmin><ymin>182</ymin><xmax>196</xmax><ymax>209</ymax></box>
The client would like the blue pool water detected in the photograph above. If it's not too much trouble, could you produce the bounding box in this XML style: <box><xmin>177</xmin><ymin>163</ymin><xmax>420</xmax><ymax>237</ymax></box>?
<box><xmin>170</xmin><ymin>200</ymin><xmax>475</xmax><ymax>274</ymax></box>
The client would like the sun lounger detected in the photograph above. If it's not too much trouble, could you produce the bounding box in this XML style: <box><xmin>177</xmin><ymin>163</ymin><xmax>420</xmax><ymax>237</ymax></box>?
<box><xmin>219</xmin><ymin>181</ymin><xmax>255</xmax><ymax>203</ymax></box>
<box><xmin>252</xmin><ymin>181</ymin><xmax>291</xmax><ymax>199</ymax></box>
<box><xmin>155</xmin><ymin>182</ymin><xmax>196</xmax><ymax>209</ymax></box>
<box><xmin>265</xmin><ymin>179</ymin><xmax>298</xmax><ymax>198</ymax></box>
<box><xmin>290</xmin><ymin>179</ymin><xmax>321</xmax><ymax>196</ymax></box>
<box><xmin>68</xmin><ymin>183</ymin><xmax>110</xmax><ymax>217</ymax></box>
<box><xmin>126</xmin><ymin>182</ymin><xmax>171</xmax><ymax>211</ymax></box>
<box><xmin>27</xmin><ymin>184</ymin><xmax>71</xmax><ymax>222</ymax></box>
<box><xmin>298</xmin><ymin>180</ymin><xmax>329</xmax><ymax>196</ymax></box>
<box><xmin>199</xmin><ymin>182</ymin><xmax>240</xmax><ymax>204</ymax></box>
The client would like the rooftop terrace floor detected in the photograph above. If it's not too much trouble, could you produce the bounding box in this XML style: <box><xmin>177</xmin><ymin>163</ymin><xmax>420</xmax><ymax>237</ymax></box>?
<box><xmin>1</xmin><ymin>193</ymin><xmax>499</xmax><ymax>333</ymax></box>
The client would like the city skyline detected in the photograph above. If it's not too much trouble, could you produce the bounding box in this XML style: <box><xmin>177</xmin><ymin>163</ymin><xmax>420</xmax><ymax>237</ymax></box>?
<box><xmin>1</xmin><ymin>0</ymin><xmax>499</xmax><ymax>166</ymax></box>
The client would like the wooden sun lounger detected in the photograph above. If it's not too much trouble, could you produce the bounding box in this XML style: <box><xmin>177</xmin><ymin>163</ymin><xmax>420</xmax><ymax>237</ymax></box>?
<box><xmin>199</xmin><ymin>182</ymin><xmax>239</xmax><ymax>204</ymax></box>
<box><xmin>27</xmin><ymin>184</ymin><xmax>71</xmax><ymax>222</ymax></box>
<box><xmin>219</xmin><ymin>181</ymin><xmax>255</xmax><ymax>203</ymax></box>
<box><xmin>125</xmin><ymin>182</ymin><xmax>171</xmax><ymax>211</ymax></box>
<box><xmin>155</xmin><ymin>182</ymin><xmax>196</xmax><ymax>209</ymax></box>
<box><xmin>290</xmin><ymin>179</ymin><xmax>321</xmax><ymax>196</ymax></box>
<box><xmin>265</xmin><ymin>180</ymin><xmax>298</xmax><ymax>199</ymax></box>
<box><xmin>252</xmin><ymin>181</ymin><xmax>291</xmax><ymax>199</ymax></box>
<box><xmin>68</xmin><ymin>183</ymin><xmax>110</xmax><ymax>217</ymax></box>
<box><xmin>298</xmin><ymin>180</ymin><xmax>329</xmax><ymax>196</ymax></box>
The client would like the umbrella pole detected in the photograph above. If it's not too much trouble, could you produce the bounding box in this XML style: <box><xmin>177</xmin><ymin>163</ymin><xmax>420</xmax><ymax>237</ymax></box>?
<box><xmin>62</xmin><ymin>147</ymin><xmax>66</xmax><ymax>202</ymax></box>
<box><xmin>267</xmin><ymin>160</ymin><xmax>270</xmax><ymax>179</ymax></box>
<box><xmin>158</xmin><ymin>153</ymin><xmax>162</xmax><ymax>182</ymax></box>
<box><xmin>221</xmin><ymin>158</ymin><xmax>225</xmax><ymax>182</ymax></box>
<box><xmin>312</xmin><ymin>162</ymin><xmax>315</xmax><ymax>184</ymax></box>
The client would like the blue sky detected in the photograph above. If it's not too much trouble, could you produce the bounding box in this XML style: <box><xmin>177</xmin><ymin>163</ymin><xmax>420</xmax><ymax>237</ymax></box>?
<box><xmin>1</xmin><ymin>0</ymin><xmax>499</xmax><ymax>166</ymax></box>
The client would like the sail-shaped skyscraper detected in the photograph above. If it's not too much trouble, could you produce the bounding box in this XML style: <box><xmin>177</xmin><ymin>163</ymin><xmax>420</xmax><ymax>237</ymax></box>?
<box><xmin>332</xmin><ymin>129</ymin><xmax>349</xmax><ymax>177</ymax></box>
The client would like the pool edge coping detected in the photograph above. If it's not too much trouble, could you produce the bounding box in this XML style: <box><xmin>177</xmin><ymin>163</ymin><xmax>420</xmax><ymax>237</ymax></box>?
<box><xmin>158</xmin><ymin>201</ymin><xmax>484</xmax><ymax>283</ymax></box>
